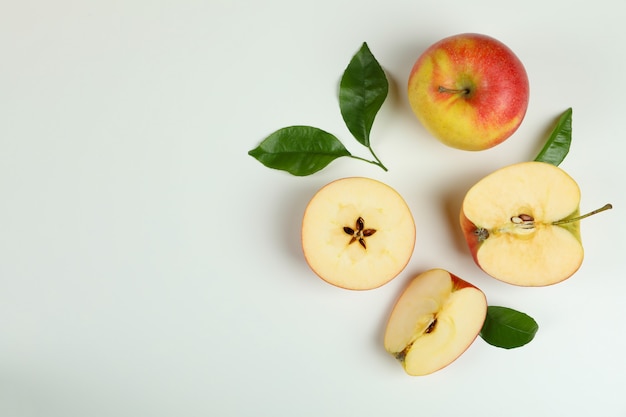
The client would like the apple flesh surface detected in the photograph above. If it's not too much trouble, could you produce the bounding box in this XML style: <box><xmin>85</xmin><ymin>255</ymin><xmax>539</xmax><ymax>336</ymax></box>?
<box><xmin>301</xmin><ymin>177</ymin><xmax>415</xmax><ymax>290</ymax></box>
<box><xmin>384</xmin><ymin>268</ymin><xmax>487</xmax><ymax>376</ymax></box>
<box><xmin>460</xmin><ymin>161</ymin><xmax>583</xmax><ymax>286</ymax></box>
<box><xmin>408</xmin><ymin>33</ymin><xmax>529</xmax><ymax>151</ymax></box>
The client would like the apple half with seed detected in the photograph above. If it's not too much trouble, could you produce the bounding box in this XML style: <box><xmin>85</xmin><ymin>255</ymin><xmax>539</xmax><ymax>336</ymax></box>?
<box><xmin>460</xmin><ymin>161</ymin><xmax>612</xmax><ymax>286</ymax></box>
<box><xmin>384</xmin><ymin>268</ymin><xmax>487</xmax><ymax>376</ymax></box>
<box><xmin>301</xmin><ymin>177</ymin><xmax>415</xmax><ymax>290</ymax></box>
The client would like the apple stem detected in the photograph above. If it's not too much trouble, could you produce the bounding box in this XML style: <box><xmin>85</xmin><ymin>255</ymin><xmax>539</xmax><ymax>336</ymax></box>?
<box><xmin>438</xmin><ymin>86</ymin><xmax>470</xmax><ymax>96</ymax></box>
<box><xmin>552</xmin><ymin>203</ymin><xmax>613</xmax><ymax>225</ymax></box>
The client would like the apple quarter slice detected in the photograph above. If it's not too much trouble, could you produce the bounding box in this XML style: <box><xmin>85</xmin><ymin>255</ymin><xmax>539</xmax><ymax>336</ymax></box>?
<box><xmin>384</xmin><ymin>269</ymin><xmax>487</xmax><ymax>376</ymax></box>
<box><xmin>301</xmin><ymin>177</ymin><xmax>416</xmax><ymax>290</ymax></box>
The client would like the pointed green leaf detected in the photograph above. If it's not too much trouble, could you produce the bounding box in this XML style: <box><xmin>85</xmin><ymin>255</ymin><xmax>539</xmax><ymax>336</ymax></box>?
<box><xmin>534</xmin><ymin>108</ymin><xmax>572</xmax><ymax>166</ymax></box>
<box><xmin>339</xmin><ymin>42</ymin><xmax>388</xmax><ymax>147</ymax></box>
<box><xmin>248</xmin><ymin>126</ymin><xmax>351</xmax><ymax>176</ymax></box>
<box><xmin>480</xmin><ymin>306</ymin><xmax>539</xmax><ymax>349</ymax></box>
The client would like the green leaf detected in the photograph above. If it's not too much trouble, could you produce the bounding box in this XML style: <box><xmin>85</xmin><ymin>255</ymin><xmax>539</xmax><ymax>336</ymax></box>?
<box><xmin>480</xmin><ymin>306</ymin><xmax>539</xmax><ymax>349</ymax></box>
<box><xmin>534</xmin><ymin>108</ymin><xmax>572</xmax><ymax>166</ymax></box>
<box><xmin>248</xmin><ymin>126</ymin><xmax>351</xmax><ymax>176</ymax></box>
<box><xmin>339</xmin><ymin>42</ymin><xmax>389</xmax><ymax>147</ymax></box>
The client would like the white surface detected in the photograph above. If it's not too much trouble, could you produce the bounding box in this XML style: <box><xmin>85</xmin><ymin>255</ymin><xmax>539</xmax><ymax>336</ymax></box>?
<box><xmin>1</xmin><ymin>1</ymin><xmax>625</xmax><ymax>416</ymax></box>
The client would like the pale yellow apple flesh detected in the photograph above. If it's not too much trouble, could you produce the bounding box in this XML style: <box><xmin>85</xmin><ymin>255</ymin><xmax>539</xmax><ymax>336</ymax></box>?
<box><xmin>461</xmin><ymin>161</ymin><xmax>583</xmax><ymax>286</ymax></box>
<box><xmin>301</xmin><ymin>177</ymin><xmax>415</xmax><ymax>290</ymax></box>
<box><xmin>384</xmin><ymin>269</ymin><xmax>487</xmax><ymax>376</ymax></box>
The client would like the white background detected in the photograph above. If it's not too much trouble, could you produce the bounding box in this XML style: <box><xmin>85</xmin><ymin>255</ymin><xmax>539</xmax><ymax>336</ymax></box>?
<box><xmin>2</xmin><ymin>1</ymin><xmax>625</xmax><ymax>416</ymax></box>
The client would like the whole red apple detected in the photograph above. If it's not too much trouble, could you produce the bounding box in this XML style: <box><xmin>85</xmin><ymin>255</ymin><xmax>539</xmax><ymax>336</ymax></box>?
<box><xmin>408</xmin><ymin>33</ymin><xmax>529</xmax><ymax>151</ymax></box>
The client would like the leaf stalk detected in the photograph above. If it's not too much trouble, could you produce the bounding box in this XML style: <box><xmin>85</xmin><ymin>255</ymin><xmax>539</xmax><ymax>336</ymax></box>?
<box><xmin>348</xmin><ymin>151</ymin><xmax>388</xmax><ymax>171</ymax></box>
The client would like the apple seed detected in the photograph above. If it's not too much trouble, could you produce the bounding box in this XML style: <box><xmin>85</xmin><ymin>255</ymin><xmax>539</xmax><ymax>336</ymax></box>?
<box><xmin>511</xmin><ymin>214</ymin><xmax>535</xmax><ymax>229</ymax></box>
<box><xmin>425</xmin><ymin>318</ymin><xmax>437</xmax><ymax>334</ymax></box>
<box><xmin>343</xmin><ymin>216</ymin><xmax>377</xmax><ymax>249</ymax></box>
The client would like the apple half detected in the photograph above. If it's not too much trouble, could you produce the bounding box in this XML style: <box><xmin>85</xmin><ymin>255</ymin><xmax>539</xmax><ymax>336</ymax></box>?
<box><xmin>460</xmin><ymin>161</ymin><xmax>610</xmax><ymax>286</ymax></box>
<box><xmin>384</xmin><ymin>268</ymin><xmax>487</xmax><ymax>376</ymax></box>
<box><xmin>301</xmin><ymin>177</ymin><xmax>415</xmax><ymax>290</ymax></box>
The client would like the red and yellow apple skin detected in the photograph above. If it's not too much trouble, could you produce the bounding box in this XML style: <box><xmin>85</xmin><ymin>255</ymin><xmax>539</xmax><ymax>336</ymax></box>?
<box><xmin>408</xmin><ymin>33</ymin><xmax>529</xmax><ymax>151</ymax></box>
<box><xmin>384</xmin><ymin>268</ymin><xmax>487</xmax><ymax>376</ymax></box>
<box><xmin>459</xmin><ymin>213</ymin><xmax>484</xmax><ymax>267</ymax></box>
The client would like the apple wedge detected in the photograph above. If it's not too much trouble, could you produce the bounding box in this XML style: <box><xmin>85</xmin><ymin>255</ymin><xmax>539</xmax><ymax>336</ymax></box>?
<box><xmin>460</xmin><ymin>161</ymin><xmax>612</xmax><ymax>286</ymax></box>
<box><xmin>301</xmin><ymin>177</ymin><xmax>415</xmax><ymax>290</ymax></box>
<box><xmin>384</xmin><ymin>269</ymin><xmax>487</xmax><ymax>376</ymax></box>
